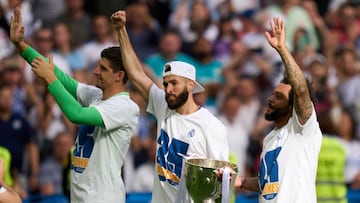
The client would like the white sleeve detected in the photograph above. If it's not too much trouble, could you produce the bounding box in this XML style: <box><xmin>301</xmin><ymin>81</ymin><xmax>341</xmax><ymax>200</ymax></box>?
<box><xmin>292</xmin><ymin>104</ymin><xmax>322</xmax><ymax>151</ymax></box>
<box><xmin>95</xmin><ymin>96</ymin><xmax>139</xmax><ymax>131</ymax></box>
<box><xmin>292</xmin><ymin>104</ymin><xmax>320</xmax><ymax>136</ymax></box>
<box><xmin>146</xmin><ymin>84</ymin><xmax>168</xmax><ymax>120</ymax></box>
<box><xmin>76</xmin><ymin>83</ymin><xmax>102</xmax><ymax>107</ymax></box>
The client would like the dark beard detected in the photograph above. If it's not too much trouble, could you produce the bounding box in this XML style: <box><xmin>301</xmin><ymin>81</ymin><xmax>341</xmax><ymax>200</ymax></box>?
<box><xmin>265</xmin><ymin>111</ymin><xmax>277</xmax><ymax>121</ymax></box>
<box><xmin>165</xmin><ymin>88</ymin><xmax>189</xmax><ymax>110</ymax></box>
<box><xmin>264</xmin><ymin>107</ymin><xmax>289</xmax><ymax>121</ymax></box>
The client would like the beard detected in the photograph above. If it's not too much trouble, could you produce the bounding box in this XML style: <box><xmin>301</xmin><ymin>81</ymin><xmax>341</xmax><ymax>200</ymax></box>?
<box><xmin>264</xmin><ymin>105</ymin><xmax>289</xmax><ymax>121</ymax></box>
<box><xmin>165</xmin><ymin>88</ymin><xmax>189</xmax><ymax>110</ymax></box>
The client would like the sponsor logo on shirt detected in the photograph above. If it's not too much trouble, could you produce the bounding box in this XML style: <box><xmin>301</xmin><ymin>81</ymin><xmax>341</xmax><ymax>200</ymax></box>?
<box><xmin>259</xmin><ymin>147</ymin><xmax>282</xmax><ymax>200</ymax></box>
<box><xmin>72</xmin><ymin>125</ymin><xmax>95</xmax><ymax>173</ymax></box>
<box><xmin>156</xmin><ymin>129</ymin><xmax>189</xmax><ymax>186</ymax></box>
<box><xmin>187</xmin><ymin>129</ymin><xmax>195</xmax><ymax>137</ymax></box>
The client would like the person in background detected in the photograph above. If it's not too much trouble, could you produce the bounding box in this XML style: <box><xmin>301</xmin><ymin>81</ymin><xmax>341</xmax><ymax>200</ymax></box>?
<box><xmin>38</xmin><ymin>131</ymin><xmax>73</xmax><ymax>196</ymax></box>
<box><xmin>0</xmin><ymin>84</ymin><xmax>39</xmax><ymax>198</ymax></box>
<box><xmin>144</xmin><ymin>30</ymin><xmax>196</xmax><ymax>79</ymax></box>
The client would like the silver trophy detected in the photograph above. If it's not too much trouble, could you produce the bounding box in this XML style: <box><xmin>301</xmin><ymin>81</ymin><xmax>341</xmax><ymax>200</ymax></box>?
<box><xmin>185</xmin><ymin>158</ymin><xmax>238</xmax><ymax>203</ymax></box>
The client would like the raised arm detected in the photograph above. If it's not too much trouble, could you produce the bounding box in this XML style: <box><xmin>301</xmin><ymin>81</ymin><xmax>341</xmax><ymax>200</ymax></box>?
<box><xmin>111</xmin><ymin>10</ymin><xmax>154</xmax><ymax>102</ymax></box>
<box><xmin>265</xmin><ymin>17</ymin><xmax>313</xmax><ymax>124</ymax></box>
<box><xmin>10</xmin><ymin>7</ymin><xmax>78</xmax><ymax>98</ymax></box>
<box><xmin>31</xmin><ymin>56</ymin><xmax>104</xmax><ymax>127</ymax></box>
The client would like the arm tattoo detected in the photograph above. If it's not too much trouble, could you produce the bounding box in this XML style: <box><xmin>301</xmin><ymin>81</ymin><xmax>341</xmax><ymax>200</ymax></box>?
<box><xmin>279</xmin><ymin>48</ymin><xmax>313</xmax><ymax>124</ymax></box>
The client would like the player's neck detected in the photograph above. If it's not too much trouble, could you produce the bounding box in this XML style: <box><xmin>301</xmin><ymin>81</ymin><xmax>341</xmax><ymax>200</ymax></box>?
<box><xmin>102</xmin><ymin>86</ymin><xmax>126</xmax><ymax>100</ymax></box>
<box><xmin>175</xmin><ymin>100</ymin><xmax>199</xmax><ymax>115</ymax></box>
<box><xmin>274</xmin><ymin>114</ymin><xmax>291</xmax><ymax>130</ymax></box>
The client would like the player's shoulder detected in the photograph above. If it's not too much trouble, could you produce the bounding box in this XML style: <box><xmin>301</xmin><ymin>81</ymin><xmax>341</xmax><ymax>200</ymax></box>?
<box><xmin>197</xmin><ymin>107</ymin><xmax>225</xmax><ymax>126</ymax></box>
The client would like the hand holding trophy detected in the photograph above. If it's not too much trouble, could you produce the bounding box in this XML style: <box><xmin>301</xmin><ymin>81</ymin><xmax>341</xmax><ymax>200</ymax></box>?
<box><xmin>185</xmin><ymin>158</ymin><xmax>238</xmax><ymax>203</ymax></box>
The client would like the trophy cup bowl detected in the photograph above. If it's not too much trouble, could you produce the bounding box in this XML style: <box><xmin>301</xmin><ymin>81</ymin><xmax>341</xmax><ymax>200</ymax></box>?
<box><xmin>185</xmin><ymin>158</ymin><xmax>238</xmax><ymax>203</ymax></box>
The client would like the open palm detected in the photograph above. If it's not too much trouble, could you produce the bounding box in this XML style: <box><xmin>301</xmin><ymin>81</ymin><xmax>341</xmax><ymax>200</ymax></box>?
<box><xmin>10</xmin><ymin>7</ymin><xmax>24</xmax><ymax>44</ymax></box>
<box><xmin>264</xmin><ymin>17</ymin><xmax>286</xmax><ymax>50</ymax></box>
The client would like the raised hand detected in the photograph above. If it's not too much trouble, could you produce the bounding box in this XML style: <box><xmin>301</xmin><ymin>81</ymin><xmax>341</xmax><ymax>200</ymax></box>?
<box><xmin>264</xmin><ymin>17</ymin><xmax>286</xmax><ymax>51</ymax></box>
<box><xmin>10</xmin><ymin>7</ymin><xmax>24</xmax><ymax>45</ymax></box>
<box><xmin>110</xmin><ymin>10</ymin><xmax>126</xmax><ymax>30</ymax></box>
<box><xmin>31</xmin><ymin>56</ymin><xmax>57</xmax><ymax>84</ymax></box>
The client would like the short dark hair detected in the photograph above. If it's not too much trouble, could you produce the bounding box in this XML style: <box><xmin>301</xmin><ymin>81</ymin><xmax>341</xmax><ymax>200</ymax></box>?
<box><xmin>280</xmin><ymin>76</ymin><xmax>316</xmax><ymax>106</ymax></box>
<box><xmin>100</xmin><ymin>47</ymin><xmax>128</xmax><ymax>84</ymax></box>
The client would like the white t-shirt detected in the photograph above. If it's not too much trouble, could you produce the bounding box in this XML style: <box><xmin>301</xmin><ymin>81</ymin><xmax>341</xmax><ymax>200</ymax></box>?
<box><xmin>147</xmin><ymin>85</ymin><xmax>229</xmax><ymax>203</ymax></box>
<box><xmin>259</xmin><ymin>106</ymin><xmax>322</xmax><ymax>203</ymax></box>
<box><xmin>70</xmin><ymin>84</ymin><xmax>139</xmax><ymax>203</ymax></box>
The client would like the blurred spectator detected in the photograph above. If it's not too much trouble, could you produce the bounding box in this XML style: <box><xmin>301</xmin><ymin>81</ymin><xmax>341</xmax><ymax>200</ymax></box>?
<box><xmin>0</xmin><ymin>84</ymin><xmax>39</xmax><ymax>198</ymax></box>
<box><xmin>31</xmin><ymin>0</ymin><xmax>65</xmax><ymax>27</ymax></box>
<box><xmin>245</xmin><ymin>106</ymin><xmax>272</xmax><ymax>177</ymax></box>
<box><xmin>302</xmin><ymin>53</ymin><xmax>334</xmax><ymax>113</ymax></box>
<box><xmin>124</xmin><ymin>84</ymin><xmax>154</xmax><ymax>192</ymax></box>
<box><xmin>80</xmin><ymin>15</ymin><xmax>116</xmax><ymax>82</ymax></box>
<box><xmin>336</xmin><ymin>108</ymin><xmax>360</xmax><ymax>189</ymax></box>
<box><xmin>128</xmin><ymin>84</ymin><xmax>154</xmax><ymax>168</ymax></box>
<box><xmin>146</xmin><ymin>0</ymin><xmax>172</xmax><ymax>29</ymax></box>
<box><xmin>301</xmin><ymin>0</ymin><xmax>337</xmax><ymax>64</ymax></box>
<box><xmin>169</xmin><ymin>0</ymin><xmax>218</xmax><ymax>52</ymax></box>
<box><xmin>217</xmin><ymin>90</ymin><xmax>248</xmax><ymax>176</ymax></box>
<box><xmin>35</xmin><ymin>91</ymin><xmax>75</xmax><ymax>158</ymax></box>
<box><xmin>1</xmin><ymin>0</ymin><xmax>39</xmax><ymax>38</ymax></box>
<box><xmin>221</xmin><ymin>39</ymin><xmax>250</xmax><ymax>84</ymax></box>
<box><xmin>330</xmin><ymin>2</ymin><xmax>360</xmax><ymax>52</ymax></box>
<box><xmin>125</xmin><ymin>1</ymin><xmax>161</xmax><ymax>61</ymax></box>
<box><xmin>57</xmin><ymin>0</ymin><xmax>92</xmax><ymax>47</ymax></box>
<box><xmin>335</xmin><ymin>48</ymin><xmax>360</xmax><ymax>139</ymax></box>
<box><xmin>144</xmin><ymin>29</ymin><xmax>196</xmax><ymax>79</ymax></box>
<box><xmin>39</xmin><ymin>131</ymin><xmax>73</xmax><ymax>196</ymax></box>
<box><xmin>263</xmin><ymin>0</ymin><xmax>319</xmax><ymax>51</ymax></box>
<box><xmin>233</xmin><ymin>76</ymin><xmax>261</xmax><ymax>135</ymax></box>
<box><xmin>316</xmin><ymin>112</ymin><xmax>348</xmax><ymax>203</ymax></box>
<box><xmin>0</xmin><ymin>56</ymin><xmax>37</xmax><ymax>116</ymax></box>
<box><xmin>191</xmin><ymin>36</ymin><xmax>223</xmax><ymax>107</ymax></box>
<box><xmin>24</xmin><ymin>27</ymin><xmax>70</xmax><ymax>83</ymax></box>
<box><xmin>128</xmin><ymin>124</ymin><xmax>157</xmax><ymax>192</ymax></box>
<box><xmin>212</xmin><ymin>15</ymin><xmax>240</xmax><ymax>64</ymax></box>
<box><xmin>53</xmin><ymin>22</ymin><xmax>87</xmax><ymax>83</ymax></box>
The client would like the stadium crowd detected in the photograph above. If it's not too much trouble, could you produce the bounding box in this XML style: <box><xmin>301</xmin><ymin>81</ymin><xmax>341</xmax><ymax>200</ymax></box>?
<box><xmin>0</xmin><ymin>0</ymin><xmax>360</xmax><ymax>202</ymax></box>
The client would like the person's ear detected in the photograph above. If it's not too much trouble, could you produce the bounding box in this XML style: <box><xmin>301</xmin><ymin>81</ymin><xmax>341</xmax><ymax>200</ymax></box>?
<box><xmin>115</xmin><ymin>70</ymin><xmax>125</xmax><ymax>82</ymax></box>
<box><xmin>188</xmin><ymin>79</ymin><xmax>195</xmax><ymax>91</ymax></box>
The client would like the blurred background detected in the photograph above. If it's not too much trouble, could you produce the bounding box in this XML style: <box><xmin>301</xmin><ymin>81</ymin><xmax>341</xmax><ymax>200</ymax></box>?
<box><xmin>0</xmin><ymin>0</ymin><xmax>360</xmax><ymax>202</ymax></box>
